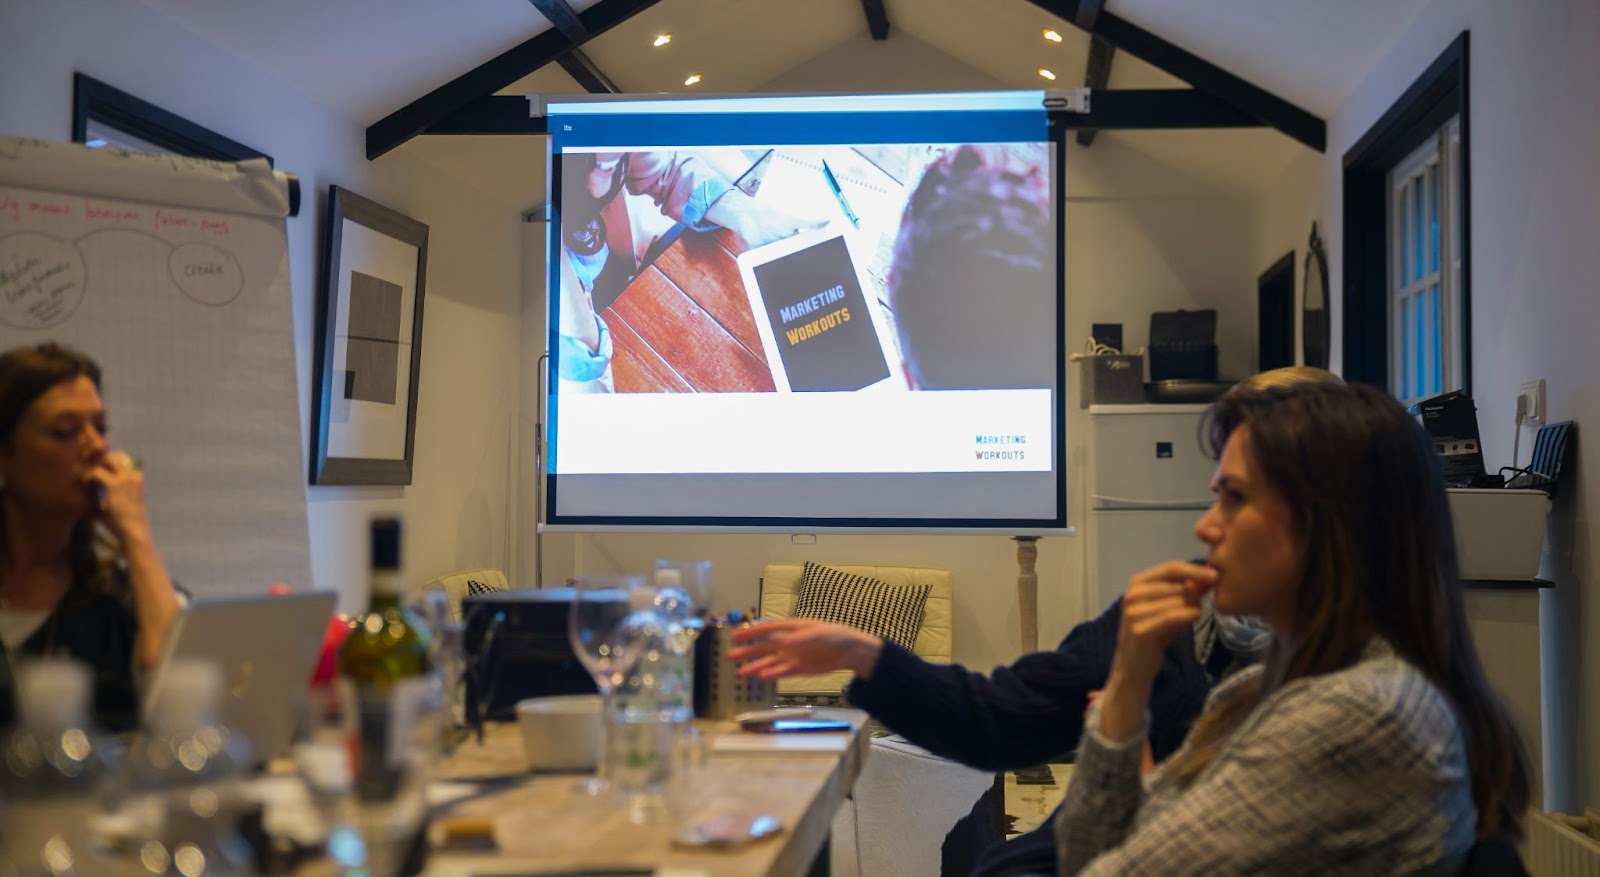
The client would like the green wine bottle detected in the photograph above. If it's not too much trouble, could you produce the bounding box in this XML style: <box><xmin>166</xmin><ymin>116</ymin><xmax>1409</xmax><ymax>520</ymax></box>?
<box><xmin>339</xmin><ymin>517</ymin><xmax>431</xmax><ymax>687</ymax></box>
<box><xmin>338</xmin><ymin>517</ymin><xmax>433</xmax><ymax>804</ymax></box>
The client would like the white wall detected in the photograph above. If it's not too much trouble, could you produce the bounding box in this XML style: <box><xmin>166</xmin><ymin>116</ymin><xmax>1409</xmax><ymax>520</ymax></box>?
<box><xmin>531</xmin><ymin>30</ymin><xmax>1261</xmax><ymax>674</ymax></box>
<box><xmin>0</xmin><ymin>0</ymin><xmax>524</xmax><ymax>612</ymax></box>
<box><xmin>1247</xmin><ymin>0</ymin><xmax>1600</xmax><ymax>810</ymax></box>
<box><xmin>1246</xmin><ymin>148</ymin><xmax>1324</xmax><ymax>364</ymax></box>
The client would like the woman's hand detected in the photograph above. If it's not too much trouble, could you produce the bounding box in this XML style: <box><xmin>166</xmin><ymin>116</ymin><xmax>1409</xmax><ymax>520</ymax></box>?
<box><xmin>726</xmin><ymin>619</ymin><xmax>885</xmax><ymax>681</ymax></box>
<box><xmin>83</xmin><ymin>449</ymin><xmax>180</xmax><ymax>669</ymax></box>
<box><xmin>83</xmin><ymin>450</ymin><xmax>153</xmax><ymax>543</ymax></box>
<box><xmin>1112</xmin><ymin>560</ymin><xmax>1217</xmax><ymax>685</ymax></box>
<box><xmin>1097</xmin><ymin>561</ymin><xmax>1218</xmax><ymax>744</ymax></box>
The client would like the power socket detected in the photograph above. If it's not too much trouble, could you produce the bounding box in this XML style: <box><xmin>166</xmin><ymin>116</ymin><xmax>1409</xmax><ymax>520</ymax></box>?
<box><xmin>1518</xmin><ymin>379</ymin><xmax>1546</xmax><ymax>425</ymax></box>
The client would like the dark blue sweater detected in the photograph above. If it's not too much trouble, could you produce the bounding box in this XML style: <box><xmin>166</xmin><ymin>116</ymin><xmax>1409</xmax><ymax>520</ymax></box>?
<box><xmin>845</xmin><ymin>597</ymin><xmax>1229</xmax><ymax>877</ymax></box>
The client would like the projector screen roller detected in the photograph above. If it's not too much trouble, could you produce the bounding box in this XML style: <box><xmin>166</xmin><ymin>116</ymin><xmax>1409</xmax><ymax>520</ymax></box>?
<box><xmin>545</xmin><ymin>92</ymin><xmax>1065</xmax><ymax>530</ymax></box>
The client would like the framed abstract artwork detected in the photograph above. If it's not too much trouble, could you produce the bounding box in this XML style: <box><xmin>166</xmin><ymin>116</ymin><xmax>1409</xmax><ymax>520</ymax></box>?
<box><xmin>310</xmin><ymin>185</ymin><xmax>429</xmax><ymax>485</ymax></box>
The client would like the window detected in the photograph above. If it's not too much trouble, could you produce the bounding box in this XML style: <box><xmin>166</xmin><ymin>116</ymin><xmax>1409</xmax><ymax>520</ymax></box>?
<box><xmin>1388</xmin><ymin>117</ymin><xmax>1461</xmax><ymax>403</ymax></box>
<box><xmin>1342</xmin><ymin>33</ymin><xmax>1469</xmax><ymax>399</ymax></box>
<box><xmin>71</xmin><ymin>73</ymin><xmax>270</xmax><ymax>162</ymax></box>
<box><xmin>70</xmin><ymin>73</ymin><xmax>299</xmax><ymax>216</ymax></box>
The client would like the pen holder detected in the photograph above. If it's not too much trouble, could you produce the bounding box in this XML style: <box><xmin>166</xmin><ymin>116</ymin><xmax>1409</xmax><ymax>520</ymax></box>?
<box><xmin>692</xmin><ymin>618</ymin><xmax>775</xmax><ymax>720</ymax></box>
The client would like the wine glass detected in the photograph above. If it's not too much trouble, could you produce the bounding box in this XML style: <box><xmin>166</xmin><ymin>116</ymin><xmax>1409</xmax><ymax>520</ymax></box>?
<box><xmin>566</xmin><ymin>574</ymin><xmax>652</xmax><ymax>797</ymax></box>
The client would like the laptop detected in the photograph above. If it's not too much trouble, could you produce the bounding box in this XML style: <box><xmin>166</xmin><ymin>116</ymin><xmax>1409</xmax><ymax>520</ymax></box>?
<box><xmin>141</xmin><ymin>591</ymin><xmax>337</xmax><ymax>762</ymax></box>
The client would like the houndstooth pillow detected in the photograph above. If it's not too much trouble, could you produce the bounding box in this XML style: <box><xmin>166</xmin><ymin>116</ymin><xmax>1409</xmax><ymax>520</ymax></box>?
<box><xmin>465</xmin><ymin>578</ymin><xmax>502</xmax><ymax>597</ymax></box>
<box><xmin>792</xmin><ymin>562</ymin><xmax>930</xmax><ymax>651</ymax></box>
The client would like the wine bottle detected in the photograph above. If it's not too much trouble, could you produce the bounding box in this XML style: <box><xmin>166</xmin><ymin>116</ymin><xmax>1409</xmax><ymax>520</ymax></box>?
<box><xmin>339</xmin><ymin>517</ymin><xmax>431</xmax><ymax>688</ymax></box>
<box><xmin>337</xmin><ymin>517</ymin><xmax>434</xmax><ymax>805</ymax></box>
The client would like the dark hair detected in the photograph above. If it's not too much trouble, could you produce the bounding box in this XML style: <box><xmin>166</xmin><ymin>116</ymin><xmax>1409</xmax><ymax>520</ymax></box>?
<box><xmin>1168</xmin><ymin>382</ymin><xmax>1530</xmax><ymax>838</ymax></box>
<box><xmin>0</xmin><ymin>342</ymin><xmax>113</xmax><ymax>600</ymax></box>
<box><xmin>0</xmin><ymin>342</ymin><xmax>101</xmax><ymax>444</ymax></box>
<box><xmin>888</xmin><ymin>145</ymin><xmax>1053</xmax><ymax>390</ymax></box>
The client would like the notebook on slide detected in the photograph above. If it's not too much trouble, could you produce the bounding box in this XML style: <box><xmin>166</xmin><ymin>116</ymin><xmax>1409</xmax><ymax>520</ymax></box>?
<box><xmin>737</xmin><ymin>225</ymin><xmax>902</xmax><ymax>393</ymax></box>
<box><xmin>141</xmin><ymin>591</ymin><xmax>337</xmax><ymax>762</ymax></box>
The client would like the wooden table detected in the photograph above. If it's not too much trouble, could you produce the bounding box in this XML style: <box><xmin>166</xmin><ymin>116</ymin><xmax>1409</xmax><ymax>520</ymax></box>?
<box><xmin>424</xmin><ymin>716</ymin><xmax>870</xmax><ymax>877</ymax></box>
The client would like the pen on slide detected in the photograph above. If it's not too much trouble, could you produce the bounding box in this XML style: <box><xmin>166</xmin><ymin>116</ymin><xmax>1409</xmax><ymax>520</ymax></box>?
<box><xmin>820</xmin><ymin>160</ymin><xmax>860</xmax><ymax>228</ymax></box>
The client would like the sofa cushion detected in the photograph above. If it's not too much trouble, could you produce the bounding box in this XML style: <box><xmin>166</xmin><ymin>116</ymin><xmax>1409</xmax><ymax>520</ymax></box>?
<box><xmin>761</xmin><ymin>562</ymin><xmax>954</xmax><ymax>700</ymax></box>
<box><xmin>793</xmin><ymin>561</ymin><xmax>931</xmax><ymax>651</ymax></box>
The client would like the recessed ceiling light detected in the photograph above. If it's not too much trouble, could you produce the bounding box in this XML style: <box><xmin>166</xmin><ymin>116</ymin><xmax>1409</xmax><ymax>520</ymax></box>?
<box><xmin>1043</xmin><ymin>29</ymin><xmax>1062</xmax><ymax>42</ymax></box>
<box><xmin>684</xmin><ymin>74</ymin><xmax>702</xmax><ymax>86</ymax></box>
<box><xmin>653</xmin><ymin>33</ymin><xmax>672</xmax><ymax>47</ymax></box>
<box><xmin>1037</xmin><ymin>68</ymin><xmax>1057</xmax><ymax>81</ymax></box>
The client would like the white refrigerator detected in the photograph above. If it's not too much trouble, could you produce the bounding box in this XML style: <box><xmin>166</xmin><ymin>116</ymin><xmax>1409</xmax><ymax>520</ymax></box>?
<box><xmin>1086</xmin><ymin>404</ymin><xmax>1217</xmax><ymax>614</ymax></box>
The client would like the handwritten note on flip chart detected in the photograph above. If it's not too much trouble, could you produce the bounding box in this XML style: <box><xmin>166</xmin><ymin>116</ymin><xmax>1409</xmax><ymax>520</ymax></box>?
<box><xmin>0</xmin><ymin>135</ymin><xmax>310</xmax><ymax>596</ymax></box>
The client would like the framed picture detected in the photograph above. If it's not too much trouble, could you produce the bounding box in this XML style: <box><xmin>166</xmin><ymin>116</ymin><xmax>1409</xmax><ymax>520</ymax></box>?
<box><xmin>310</xmin><ymin>185</ymin><xmax>429</xmax><ymax>485</ymax></box>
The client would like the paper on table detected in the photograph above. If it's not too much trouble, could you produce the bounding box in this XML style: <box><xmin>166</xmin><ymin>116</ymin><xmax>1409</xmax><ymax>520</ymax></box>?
<box><xmin>711</xmin><ymin>732</ymin><xmax>851</xmax><ymax>754</ymax></box>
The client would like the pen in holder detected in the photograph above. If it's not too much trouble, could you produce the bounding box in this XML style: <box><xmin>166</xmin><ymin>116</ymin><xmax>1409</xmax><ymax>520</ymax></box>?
<box><xmin>693</xmin><ymin>616</ymin><xmax>776</xmax><ymax>720</ymax></box>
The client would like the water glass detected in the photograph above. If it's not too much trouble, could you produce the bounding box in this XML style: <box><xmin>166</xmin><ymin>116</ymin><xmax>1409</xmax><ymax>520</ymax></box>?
<box><xmin>607</xmin><ymin>716</ymin><xmax>707</xmax><ymax>826</ymax></box>
<box><xmin>566</xmin><ymin>575</ymin><xmax>653</xmax><ymax>797</ymax></box>
<box><xmin>293</xmin><ymin>676</ymin><xmax>443</xmax><ymax>877</ymax></box>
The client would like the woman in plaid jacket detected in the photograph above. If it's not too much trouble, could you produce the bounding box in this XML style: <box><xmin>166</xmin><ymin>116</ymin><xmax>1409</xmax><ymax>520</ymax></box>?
<box><xmin>1055</xmin><ymin>382</ymin><xmax>1529</xmax><ymax>876</ymax></box>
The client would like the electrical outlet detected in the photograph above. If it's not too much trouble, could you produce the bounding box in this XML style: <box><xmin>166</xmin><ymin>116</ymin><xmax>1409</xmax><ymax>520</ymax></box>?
<box><xmin>1518</xmin><ymin>379</ymin><xmax>1546</xmax><ymax>425</ymax></box>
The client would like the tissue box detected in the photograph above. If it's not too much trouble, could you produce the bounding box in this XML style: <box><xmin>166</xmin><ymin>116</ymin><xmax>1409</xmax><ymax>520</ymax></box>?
<box><xmin>1079</xmin><ymin>354</ymin><xmax>1144</xmax><ymax>408</ymax></box>
<box><xmin>1446</xmin><ymin>488</ymin><xmax>1549</xmax><ymax>581</ymax></box>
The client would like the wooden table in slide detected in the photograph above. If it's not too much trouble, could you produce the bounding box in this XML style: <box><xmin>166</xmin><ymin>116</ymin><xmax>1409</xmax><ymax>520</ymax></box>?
<box><xmin>424</xmin><ymin>716</ymin><xmax>870</xmax><ymax>877</ymax></box>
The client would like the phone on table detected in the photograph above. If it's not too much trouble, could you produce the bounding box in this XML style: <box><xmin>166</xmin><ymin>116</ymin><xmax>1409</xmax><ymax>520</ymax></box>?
<box><xmin>740</xmin><ymin>718</ymin><xmax>852</xmax><ymax>733</ymax></box>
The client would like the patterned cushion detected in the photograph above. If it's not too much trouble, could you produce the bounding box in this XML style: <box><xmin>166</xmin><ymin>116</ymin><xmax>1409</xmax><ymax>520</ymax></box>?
<box><xmin>792</xmin><ymin>561</ymin><xmax>930</xmax><ymax>650</ymax></box>
<box><xmin>465</xmin><ymin>578</ymin><xmax>502</xmax><ymax>597</ymax></box>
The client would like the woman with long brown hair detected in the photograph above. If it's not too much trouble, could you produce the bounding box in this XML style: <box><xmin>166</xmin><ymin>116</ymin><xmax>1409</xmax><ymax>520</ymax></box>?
<box><xmin>1055</xmin><ymin>381</ymin><xmax>1528</xmax><ymax>875</ymax></box>
<box><xmin>0</xmin><ymin>342</ymin><xmax>180</xmax><ymax>732</ymax></box>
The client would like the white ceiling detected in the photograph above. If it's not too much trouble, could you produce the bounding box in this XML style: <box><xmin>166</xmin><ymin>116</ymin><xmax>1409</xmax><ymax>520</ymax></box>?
<box><xmin>135</xmin><ymin>0</ymin><xmax>1425</xmax><ymax>207</ymax></box>
<box><xmin>1109</xmin><ymin>0</ymin><xmax>1432</xmax><ymax>116</ymax></box>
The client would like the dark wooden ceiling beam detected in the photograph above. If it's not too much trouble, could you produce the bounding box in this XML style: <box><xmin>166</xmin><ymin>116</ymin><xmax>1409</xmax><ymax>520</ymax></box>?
<box><xmin>861</xmin><ymin>0</ymin><xmax>890</xmax><ymax>40</ymax></box>
<box><xmin>528</xmin><ymin>0</ymin><xmax>588</xmax><ymax>43</ymax></box>
<box><xmin>426</xmin><ymin>95</ymin><xmax>549</xmax><ymax>135</ymax></box>
<box><xmin>531</xmin><ymin>0</ymin><xmax>621</xmax><ymax>93</ymax></box>
<box><xmin>557</xmin><ymin>50</ymin><xmax>620</xmax><ymax>93</ymax></box>
<box><xmin>1024</xmin><ymin>0</ymin><xmax>1325</xmax><ymax>151</ymax></box>
<box><xmin>420</xmin><ymin>89</ymin><xmax>1256</xmax><ymax>137</ymax></box>
<box><xmin>1075</xmin><ymin>35</ymin><xmax>1116</xmax><ymax>146</ymax></box>
<box><xmin>1073</xmin><ymin>0</ymin><xmax>1104</xmax><ymax>30</ymax></box>
<box><xmin>1052</xmin><ymin>89</ymin><xmax>1258</xmax><ymax>130</ymax></box>
<box><xmin>366</xmin><ymin>0</ymin><xmax>659</xmax><ymax>159</ymax></box>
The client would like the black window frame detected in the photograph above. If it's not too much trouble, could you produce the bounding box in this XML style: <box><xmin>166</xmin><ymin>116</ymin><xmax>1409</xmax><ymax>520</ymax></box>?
<box><xmin>70</xmin><ymin>72</ymin><xmax>299</xmax><ymax>216</ymax></box>
<box><xmin>1341</xmin><ymin>31</ymin><xmax>1469</xmax><ymax>397</ymax></box>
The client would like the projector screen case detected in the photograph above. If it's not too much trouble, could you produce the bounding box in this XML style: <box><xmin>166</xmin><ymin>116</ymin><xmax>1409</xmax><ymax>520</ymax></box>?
<box><xmin>544</xmin><ymin>92</ymin><xmax>1067</xmax><ymax>531</ymax></box>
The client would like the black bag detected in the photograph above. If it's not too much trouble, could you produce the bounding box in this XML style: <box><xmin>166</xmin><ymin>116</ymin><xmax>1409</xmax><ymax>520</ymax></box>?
<box><xmin>1148</xmin><ymin>309</ymin><xmax>1218</xmax><ymax>382</ymax></box>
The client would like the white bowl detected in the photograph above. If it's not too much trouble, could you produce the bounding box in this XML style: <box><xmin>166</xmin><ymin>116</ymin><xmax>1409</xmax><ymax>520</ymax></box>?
<box><xmin>516</xmin><ymin>694</ymin><xmax>602</xmax><ymax>771</ymax></box>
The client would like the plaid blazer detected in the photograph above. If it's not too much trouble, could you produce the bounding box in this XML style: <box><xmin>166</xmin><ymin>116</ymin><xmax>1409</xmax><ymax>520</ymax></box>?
<box><xmin>1055</xmin><ymin>637</ymin><xmax>1478</xmax><ymax>876</ymax></box>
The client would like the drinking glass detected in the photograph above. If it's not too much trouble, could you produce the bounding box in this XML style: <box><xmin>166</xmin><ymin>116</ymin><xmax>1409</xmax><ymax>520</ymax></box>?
<box><xmin>292</xmin><ymin>676</ymin><xmax>442</xmax><ymax>877</ymax></box>
<box><xmin>412</xmin><ymin>590</ymin><xmax>467</xmax><ymax>750</ymax></box>
<box><xmin>566</xmin><ymin>575</ymin><xmax>652</xmax><ymax>797</ymax></box>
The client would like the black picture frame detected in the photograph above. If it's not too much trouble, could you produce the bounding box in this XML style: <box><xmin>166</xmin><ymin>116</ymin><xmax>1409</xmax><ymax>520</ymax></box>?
<box><xmin>310</xmin><ymin>186</ymin><xmax>429</xmax><ymax>486</ymax></box>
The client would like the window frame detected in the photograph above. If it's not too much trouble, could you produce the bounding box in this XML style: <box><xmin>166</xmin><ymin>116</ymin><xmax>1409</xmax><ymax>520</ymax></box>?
<box><xmin>71</xmin><ymin>73</ymin><xmax>271</xmax><ymax>163</ymax></box>
<box><xmin>69</xmin><ymin>73</ymin><xmax>299</xmax><ymax>217</ymax></box>
<box><xmin>1388</xmin><ymin>117</ymin><xmax>1462</xmax><ymax>404</ymax></box>
<box><xmin>1342</xmin><ymin>32</ymin><xmax>1470</xmax><ymax>399</ymax></box>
